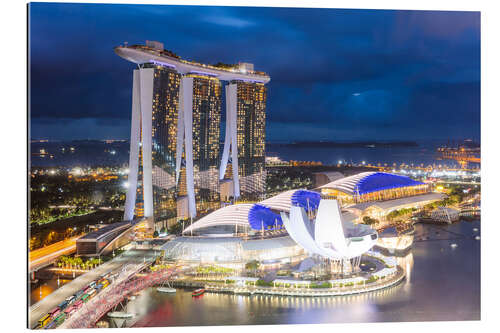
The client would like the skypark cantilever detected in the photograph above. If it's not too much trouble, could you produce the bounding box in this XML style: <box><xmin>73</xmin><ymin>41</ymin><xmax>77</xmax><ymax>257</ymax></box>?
<box><xmin>114</xmin><ymin>44</ymin><xmax>270</xmax><ymax>83</ymax></box>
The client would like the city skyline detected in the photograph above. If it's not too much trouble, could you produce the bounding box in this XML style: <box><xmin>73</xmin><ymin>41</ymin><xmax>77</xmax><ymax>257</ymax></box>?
<box><xmin>26</xmin><ymin>3</ymin><xmax>482</xmax><ymax>328</ymax></box>
<box><xmin>29</xmin><ymin>3</ymin><xmax>480</xmax><ymax>142</ymax></box>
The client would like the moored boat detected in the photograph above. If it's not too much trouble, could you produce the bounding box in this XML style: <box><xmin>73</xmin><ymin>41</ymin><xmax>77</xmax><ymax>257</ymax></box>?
<box><xmin>192</xmin><ymin>288</ymin><xmax>205</xmax><ymax>296</ymax></box>
<box><xmin>157</xmin><ymin>287</ymin><xmax>177</xmax><ymax>293</ymax></box>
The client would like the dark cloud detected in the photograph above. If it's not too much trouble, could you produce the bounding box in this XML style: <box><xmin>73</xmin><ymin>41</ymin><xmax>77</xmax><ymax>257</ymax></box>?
<box><xmin>29</xmin><ymin>3</ymin><xmax>480</xmax><ymax>141</ymax></box>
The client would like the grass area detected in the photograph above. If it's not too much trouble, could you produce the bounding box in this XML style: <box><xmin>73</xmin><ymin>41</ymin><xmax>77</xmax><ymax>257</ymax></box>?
<box><xmin>31</xmin><ymin>209</ymin><xmax>96</xmax><ymax>225</ymax></box>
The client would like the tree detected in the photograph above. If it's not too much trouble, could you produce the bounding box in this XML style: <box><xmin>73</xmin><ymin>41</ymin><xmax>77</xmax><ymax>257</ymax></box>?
<box><xmin>74</xmin><ymin>257</ymin><xmax>83</xmax><ymax>269</ymax></box>
<box><xmin>362</xmin><ymin>216</ymin><xmax>378</xmax><ymax>225</ymax></box>
<box><xmin>168</xmin><ymin>222</ymin><xmax>184</xmax><ymax>235</ymax></box>
<box><xmin>245</xmin><ymin>260</ymin><xmax>260</xmax><ymax>276</ymax></box>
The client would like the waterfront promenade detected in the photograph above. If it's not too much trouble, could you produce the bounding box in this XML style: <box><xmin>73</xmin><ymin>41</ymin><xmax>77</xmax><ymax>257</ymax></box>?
<box><xmin>61</xmin><ymin>266</ymin><xmax>177</xmax><ymax>328</ymax></box>
<box><xmin>170</xmin><ymin>266</ymin><xmax>405</xmax><ymax>297</ymax></box>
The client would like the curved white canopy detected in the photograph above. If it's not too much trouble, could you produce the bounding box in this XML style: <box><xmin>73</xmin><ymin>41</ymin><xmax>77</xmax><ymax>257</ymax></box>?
<box><xmin>183</xmin><ymin>204</ymin><xmax>253</xmax><ymax>234</ymax></box>
<box><xmin>318</xmin><ymin>172</ymin><xmax>376</xmax><ymax>195</ymax></box>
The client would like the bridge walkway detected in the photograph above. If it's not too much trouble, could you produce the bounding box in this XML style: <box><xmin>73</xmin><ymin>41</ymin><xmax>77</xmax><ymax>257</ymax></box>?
<box><xmin>60</xmin><ymin>266</ymin><xmax>177</xmax><ymax>328</ymax></box>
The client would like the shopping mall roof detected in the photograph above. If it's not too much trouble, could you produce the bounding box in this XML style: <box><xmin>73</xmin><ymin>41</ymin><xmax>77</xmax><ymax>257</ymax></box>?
<box><xmin>318</xmin><ymin>172</ymin><xmax>425</xmax><ymax>195</ymax></box>
<box><xmin>78</xmin><ymin>221</ymin><xmax>132</xmax><ymax>241</ymax></box>
<box><xmin>346</xmin><ymin>192</ymin><xmax>446</xmax><ymax>213</ymax></box>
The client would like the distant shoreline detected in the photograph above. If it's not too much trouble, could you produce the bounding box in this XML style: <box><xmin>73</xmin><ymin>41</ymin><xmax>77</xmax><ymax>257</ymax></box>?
<box><xmin>268</xmin><ymin>141</ymin><xmax>419</xmax><ymax>148</ymax></box>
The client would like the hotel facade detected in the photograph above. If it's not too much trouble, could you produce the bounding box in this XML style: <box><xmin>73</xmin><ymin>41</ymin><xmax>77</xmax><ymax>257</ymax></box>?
<box><xmin>115</xmin><ymin>41</ymin><xmax>270</xmax><ymax>229</ymax></box>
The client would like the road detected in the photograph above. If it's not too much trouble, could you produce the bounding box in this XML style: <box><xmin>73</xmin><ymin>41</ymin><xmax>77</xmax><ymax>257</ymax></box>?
<box><xmin>29</xmin><ymin>236</ymin><xmax>80</xmax><ymax>272</ymax></box>
<box><xmin>28</xmin><ymin>249</ymin><xmax>158</xmax><ymax>329</ymax></box>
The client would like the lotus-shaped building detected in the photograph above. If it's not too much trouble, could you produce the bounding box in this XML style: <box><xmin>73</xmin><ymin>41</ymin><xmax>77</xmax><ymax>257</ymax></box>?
<box><xmin>282</xmin><ymin>199</ymin><xmax>378</xmax><ymax>260</ymax></box>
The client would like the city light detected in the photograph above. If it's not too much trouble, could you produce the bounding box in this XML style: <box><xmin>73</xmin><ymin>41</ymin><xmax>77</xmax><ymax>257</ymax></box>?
<box><xmin>71</xmin><ymin>167</ymin><xmax>83</xmax><ymax>176</ymax></box>
<box><xmin>28</xmin><ymin>16</ymin><xmax>481</xmax><ymax>328</ymax></box>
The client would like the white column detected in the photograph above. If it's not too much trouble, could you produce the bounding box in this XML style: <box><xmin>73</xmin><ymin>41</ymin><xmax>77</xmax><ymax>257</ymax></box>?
<box><xmin>175</xmin><ymin>80</ymin><xmax>185</xmax><ymax>184</ymax></box>
<box><xmin>124</xmin><ymin>70</ymin><xmax>141</xmax><ymax>221</ymax></box>
<box><xmin>227</xmin><ymin>83</ymin><xmax>240</xmax><ymax>198</ymax></box>
<box><xmin>139</xmin><ymin>68</ymin><xmax>155</xmax><ymax>218</ymax></box>
<box><xmin>219</xmin><ymin>84</ymin><xmax>232</xmax><ymax>180</ymax></box>
<box><xmin>181</xmin><ymin>77</ymin><xmax>196</xmax><ymax>218</ymax></box>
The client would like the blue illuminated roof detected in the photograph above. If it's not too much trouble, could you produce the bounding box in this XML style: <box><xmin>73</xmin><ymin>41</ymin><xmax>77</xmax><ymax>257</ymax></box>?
<box><xmin>356</xmin><ymin>172</ymin><xmax>424</xmax><ymax>195</ymax></box>
<box><xmin>248</xmin><ymin>204</ymin><xmax>283</xmax><ymax>230</ymax></box>
<box><xmin>291</xmin><ymin>190</ymin><xmax>321</xmax><ymax>212</ymax></box>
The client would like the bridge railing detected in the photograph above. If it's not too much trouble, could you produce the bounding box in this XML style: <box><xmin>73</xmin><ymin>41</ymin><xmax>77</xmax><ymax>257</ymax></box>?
<box><xmin>65</xmin><ymin>267</ymin><xmax>177</xmax><ymax>329</ymax></box>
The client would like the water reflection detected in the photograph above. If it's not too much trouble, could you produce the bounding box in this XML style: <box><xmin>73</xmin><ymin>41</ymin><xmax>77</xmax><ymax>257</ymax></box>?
<box><xmin>101</xmin><ymin>220</ymin><xmax>480</xmax><ymax>326</ymax></box>
<box><xmin>30</xmin><ymin>278</ymin><xmax>71</xmax><ymax>304</ymax></box>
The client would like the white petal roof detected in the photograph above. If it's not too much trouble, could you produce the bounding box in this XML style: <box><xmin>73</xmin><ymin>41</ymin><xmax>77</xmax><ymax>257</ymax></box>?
<box><xmin>183</xmin><ymin>189</ymin><xmax>306</xmax><ymax>234</ymax></box>
<box><xmin>259</xmin><ymin>189</ymin><xmax>301</xmax><ymax>212</ymax></box>
<box><xmin>182</xmin><ymin>188</ymin><xmax>364</xmax><ymax>234</ymax></box>
<box><xmin>318</xmin><ymin>172</ymin><xmax>376</xmax><ymax>195</ymax></box>
<box><xmin>183</xmin><ymin>203</ymin><xmax>253</xmax><ymax>234</ymax></box>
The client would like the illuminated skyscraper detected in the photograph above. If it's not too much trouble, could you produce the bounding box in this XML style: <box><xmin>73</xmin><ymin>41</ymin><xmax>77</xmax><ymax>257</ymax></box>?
<box><xmin>149</xmin><ymin>64</ymin><xmax>181</xmax><ymax>224</ymax></box>
<box><xmin>236</xmin><ymin>81</ymin><xmax>267</xmax><ymax>199</ymax></box>
<box><xmin>115</xmin><ymin>41</ymin><xmax>270</xmax><ymax>230</ymax></box>
<box><xmin>177</xmin><ymin>75</ymin><xmax>222</xmax><ymax>219</ymax></box>
<box><xmin>220</xmin><ymin>80</ymin><xmax>267</xmax><ymax>201</ymax></box>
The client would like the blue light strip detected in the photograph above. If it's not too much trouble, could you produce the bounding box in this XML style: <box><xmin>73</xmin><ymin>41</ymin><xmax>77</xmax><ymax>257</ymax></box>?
<box><xmin>149</xmin><ymin>59</ymin><xmax>176</xmax><ymax>69</ymax></box>
<box><xmin>291</xmin><ymin>190</ymin><xmax>321</xmax><ymax>212</ymax></box>
<box><xmin>357</xmin><ymin>172</ymin><xmax>425</xmax><ymax>195</ymax></box>
<box><xmin>248</xmin><ymin>204</ymin><xmax>283</xmax><ymax>230</ymax></box>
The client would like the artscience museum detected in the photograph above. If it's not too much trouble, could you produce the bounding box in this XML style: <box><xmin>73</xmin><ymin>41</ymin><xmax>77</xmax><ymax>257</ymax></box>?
<box><xmin>161</xmin><ymin>188</ymin><xmax>378</xmax><ymax>274</ymax></box>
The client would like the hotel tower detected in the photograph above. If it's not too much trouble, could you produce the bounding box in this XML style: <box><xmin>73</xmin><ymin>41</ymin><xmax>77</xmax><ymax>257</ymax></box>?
<box><xmin>115</xmin><ymin>41</ymin><xmax>270</xmax><ymax>230</ymax></box>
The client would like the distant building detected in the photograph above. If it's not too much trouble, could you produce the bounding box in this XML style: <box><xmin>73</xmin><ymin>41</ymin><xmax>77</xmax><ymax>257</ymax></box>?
<box><xmin>431</xmin><ymin>207</ymin><xmax>460</xmax><ymax>223</ymax></box>
<box><xmin>265</xmin><ymin>156</ymin><xmax>288</xmax><ymax>166</ymax></box>
<box><xmin>318</xmin><ymin>171</ymin><xmax>430</xmax><ymax>204</ymax></box>
<box><xmin>313</xmin><ymin>171</ymin><xmax>344</xmax><ymax>187</ymax></box>
<box><xmin>289</xmin><ymin>160</ymin><xmax>323</xmax><ymax>167</ymax></box>
<box><xmin>345</xmin><ymin>192</ymin><xmax>446</xmax><ymax>222</ymax></box>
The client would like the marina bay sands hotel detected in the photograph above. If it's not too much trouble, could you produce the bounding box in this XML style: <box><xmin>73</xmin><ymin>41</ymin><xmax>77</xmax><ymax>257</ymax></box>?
<box><xmin>115</xmin><ymin>41</ymin><xmax>270</xmax><ymax>230</ymax></box>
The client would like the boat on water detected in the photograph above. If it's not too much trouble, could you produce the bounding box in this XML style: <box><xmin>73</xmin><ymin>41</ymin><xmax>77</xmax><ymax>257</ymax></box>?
<box><xmin>192</xmin><ymin>288</ymin><xmax>205</xmax><ymax>297</ymax></box>
<box><xmin>107</xmin><ymin>312</ymin><xmax>134</xmax><ymax>319</ymax></box>
<box><xmin>157</xmin><ymin>287</ymin><xmax>177</xmax><ymax>293</ymax></box>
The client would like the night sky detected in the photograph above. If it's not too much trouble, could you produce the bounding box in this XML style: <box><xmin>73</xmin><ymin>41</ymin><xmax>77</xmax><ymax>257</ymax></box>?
<box><xmin>29</xmin><ymin>3</ymin><xmax>480</xmax><ymax>142</ymax></box>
